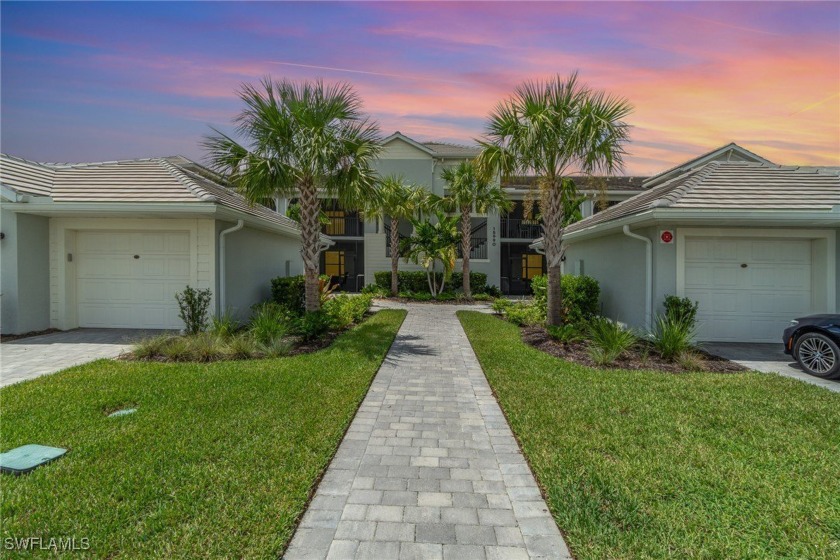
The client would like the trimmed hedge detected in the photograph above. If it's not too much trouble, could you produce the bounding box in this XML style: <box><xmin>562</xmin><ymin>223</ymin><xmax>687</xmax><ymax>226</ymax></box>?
<box><xmin>374</xmin><ymin>271</ymin><xmax>489</xmax><ymax>294</ymax></box>
<box><xmin>270</xmin><ymin>276</ymin><xmax>306</xmax><ymax>314</ymax></box>
<box><xmin>531</xmin><ymin>274</ymin><xmax>600</xmax><ymax>324</ymax></box>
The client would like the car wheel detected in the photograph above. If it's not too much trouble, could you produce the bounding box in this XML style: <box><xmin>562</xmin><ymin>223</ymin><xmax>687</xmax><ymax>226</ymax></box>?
<box><xmin>794</xmin><ymin>333</ymin><xmax>840</xmax><ymax>380</ymax></box>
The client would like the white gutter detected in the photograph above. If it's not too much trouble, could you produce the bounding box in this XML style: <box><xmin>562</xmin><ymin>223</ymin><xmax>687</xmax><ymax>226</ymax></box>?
<box><xmin>218</xmin><ymin>219</ymin><xmax>245</xmax><ymax>314</ymax></box>
<box><xmin>622</xmin><ymin>225</ymin><xmax>652</xmax><ymax>331</ymax></box>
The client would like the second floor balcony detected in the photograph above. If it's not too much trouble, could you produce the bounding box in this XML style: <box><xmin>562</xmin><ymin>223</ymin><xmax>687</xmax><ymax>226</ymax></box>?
<box><xmin>500</xmin><ymin>217</ymin><xmax>542</xmax><ymax>239</ymax></box>
<box><xmin>323</xmin><ymin>212</ymin><xmax>364</xmax><ymax>237</ymax></box>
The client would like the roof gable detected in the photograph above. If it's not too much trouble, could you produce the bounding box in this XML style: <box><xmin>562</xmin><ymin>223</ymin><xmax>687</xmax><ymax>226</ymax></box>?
<box><xmin>0</xmin><ymin>154</ymin><xmax>56</xmax><ymax>196</ymax></box>
<box><xmin>644</xmin><ymin>143</ymin><xmax>772</xmax><ymax>188</ymax></box>
<box><xmin>381</xmin><ymin>132</ymin><xmax>437</xmax><ymax>159</ymax></box>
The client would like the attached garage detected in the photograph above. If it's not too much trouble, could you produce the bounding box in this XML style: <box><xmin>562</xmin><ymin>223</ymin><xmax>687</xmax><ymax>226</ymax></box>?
<box><xmin>679</xmin><ymin>232</ymin><xmax>824</xmax><ymax>342</ymax></box>
<box><xmin>76</xmin><ymin>231</ymin><xmax>191</xmax><ymax>329</ymax></box>
<box><xmin>543</xmin><ymin>144</ymin><xmax>840</xmax><ymax>343</ymax></box>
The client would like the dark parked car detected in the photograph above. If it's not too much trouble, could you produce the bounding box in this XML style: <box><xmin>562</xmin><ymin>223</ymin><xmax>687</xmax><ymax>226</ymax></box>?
<box><xmin>783</xmin><ymin>315</ymin><xmax>840</xmax><ymax>380</ymax></box>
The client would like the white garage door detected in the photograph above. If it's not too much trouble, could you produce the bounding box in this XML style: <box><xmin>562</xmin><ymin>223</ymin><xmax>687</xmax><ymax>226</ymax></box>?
<box><xmin>77</xmin><ymin>231</ymin><xmax>191</xmax><ymax>329</ymax></box>
<box><xmin>683</xmin><ymin>237</ymin><xmax>812</xmax><ymax>342</ymax></box>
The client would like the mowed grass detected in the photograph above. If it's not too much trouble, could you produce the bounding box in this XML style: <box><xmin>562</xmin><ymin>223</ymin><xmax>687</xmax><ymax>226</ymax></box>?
<box><xmin>458</xmin><ymin>311</ymin><xmax>840</xmax><ymax>559</ymax></box>
<box><xmin>0</xmin><ymin>309</ymin><xmax>405</xmax><ymax>559</ymax></box>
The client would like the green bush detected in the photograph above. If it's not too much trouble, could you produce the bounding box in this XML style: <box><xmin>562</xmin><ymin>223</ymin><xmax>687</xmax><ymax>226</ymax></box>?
<box><xmin>503</xmin><ymin>302</ymin><xmax>544</xmax><ymax>326</ymax></box>
<box><xmin>175</xmin><ymin>286</ymin><xmax>212</xmax><ymax>334</ymax></box>
<box><xmin>294</xmin><ymin>311</ymin><xmax>332</xmax><ymax>342</ymax></box>
<box><xmin>587</xmin><ymin>316</ymin><xmax>637</xmax><ymax>365</ymax></box>
<box><xmin>531</xmin><ymin>274</ymin><xmax>600</xmax><ymax>324</ymax></box>
<box><xmin>323</xmin><ymin>294</ymin><xmax>373</xmax><ymax>330</ymax></box>
<box><xmin>361</xmin><ymin>284</ymin><xmax>389</xmax><ymax>297</ymax></box>
<box><xmin>210</xmin><ymin>312</ymin><xmax>240</xmax><ymax>339</ymax></box>
<box><xmin>547</xmin><ymin>323</ymin><xmax>586</xmax><ymax>344</ymax></box>
<box><xmin>132</xmin><ymin>334</ymin><xmax>176</xmax><ymax>360</ymax></box>
<box><xmin>271</xmin><ymin>275</ymin><xmax>306</xmax><ymax>314</ymax></box>
<box><xmin>249</xmin><ymin>304</ymin><xmax>291</xmax><ymax>345</ymax></box>
<box><xmin>374</xmin><ymin>271</ymin><xmax>489</xmax><ymax>294</ymax></box>
<box><xmin>651</xmin><ymin>314</ymin><xmax>697</xmax><ymax>361</ymax></box>
<box><xmin>664</xmin><ymin>295</ymin><xmax>699</xmax><ymax>328</ymax></box>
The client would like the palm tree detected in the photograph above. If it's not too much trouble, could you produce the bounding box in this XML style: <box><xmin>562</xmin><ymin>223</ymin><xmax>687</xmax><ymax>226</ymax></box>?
<box><xmin>478</xmin><ymin>73</ymin><xmax>632</xmax><ymax>325</ymax></box>
<box><xmin>365</xmin><ymin>176</ymin><xmax>428</xmax><ymax>296</ymax></box>
<box><xmin>204</xmin><ymin>78</ymin><xmax>381</xmax><ymax>312</ymax></box>
<box><xmin>441</xmin><ymin>161</ymin><xmax>511</xmax><ymax>298</ymax></box>
<box><xmin>401</xmin><ymin>212</ymin><xmax>461</xmax><ymax>298</ymax></box>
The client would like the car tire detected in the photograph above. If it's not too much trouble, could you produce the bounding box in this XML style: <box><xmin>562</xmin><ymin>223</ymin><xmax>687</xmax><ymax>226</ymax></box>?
<box><xmin>794</xmin><ymin>332</ymin><xmax>840</xmax><ymax>380</ymax></box>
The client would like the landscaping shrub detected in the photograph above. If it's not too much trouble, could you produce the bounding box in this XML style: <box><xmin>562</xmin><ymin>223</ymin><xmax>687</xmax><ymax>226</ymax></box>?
<box><xmin>175</xmin><ymin>286</ymin><xmax>212</xmax><ymax>334</ymax></box>
<box><xmin>249</xmin><ymin>303</ymin><xmax>291</xmax><ymax>345</ymax></box>
<box><xmin>257</xmin><ymin>337</ymin><xmax>293</xmax><ymax>358</ymax></box>
<box><xmin>210</xmin><ymin>312</ymin><xmax>240</xmax><ymax>339</ymax></box>
<box><xmin>374</xmin><ymin>270</ymin><xmax>489</xmax><ymax>294</ymax></box>
<box><xmin>132</xmin><ymin>334</ymin><xmax>175</xmax><ymax>360</ymax></box>
<box><xmin>547</xmin><ymin>323</ymin><xmax>586</xmax><ymax>344</ymax></box>
<box><xmin>225</xmin><ymin>333</ymin><xmax>260</xmax><ymax>360</ymax></box>
<box><xmin>503</xmin><ymin>302</ymin><xmax>545</xmax><ymax>326</ymax></box>
<box><xmin>361</xmin><ymin>284</ymin><xmax>389</xmax><ymax>297</ymax></box>
<box><xmin>664</xmin><ymin>295</ymin><xmax>699</xmax><ymax>328</ymax></box>
<box><xmin>323</xmin><ymin>294</ymin><xmax>373</xmax><ymax>330</ymax></box>
<box><xmin>651</xmin><ymin>314</ymin><xmax>697</xmax><ymax>361</ymax></box>
<box><xmin>491</xmin><ymin>298</ymin><xmax>512</xmax><ymax>314</ymax></box>
<box><xmin>531</xmin><ymin>274</ymin><xmax>600</xmax><ymax>324</ymax></box>
<box><xmin>294</xmin><ymin>311</ymin><xmax>333</xmax><ymax>342</ymax></box>
<box><xmin>271</xmin><ymin>275</ymin><xmax>306</xmax><ymax>314</ymax></box>
<box><xmin>587</xmin><ymin>316</ymin><xmax>637</xmax><ymax>365</ymax></box>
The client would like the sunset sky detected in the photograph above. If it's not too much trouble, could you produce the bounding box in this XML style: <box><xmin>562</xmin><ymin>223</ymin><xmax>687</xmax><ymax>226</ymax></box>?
<box><xmin>2</xmin><ymin>1</ymin><xmax>838</xmax><ymax>175</ymax></box>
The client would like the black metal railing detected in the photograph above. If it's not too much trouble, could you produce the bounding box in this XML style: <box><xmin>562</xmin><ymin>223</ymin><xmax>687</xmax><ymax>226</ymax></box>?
<box><xmin>500</xmin><ymin>218</ymin><xmax>542</xmax><ymax>239</ymax></box>
<box><xmin>322</xmin><ymin>215</ymin><xmax>364</xmax><ymax>237</ymax></box>
<box><xmin>457</xmin><ymin>237</ymin><xmax>488</xmax><ymax>260</ymax></box>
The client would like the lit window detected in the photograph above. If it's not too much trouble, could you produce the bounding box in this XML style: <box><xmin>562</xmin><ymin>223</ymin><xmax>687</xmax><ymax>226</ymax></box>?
<box><xmin>324</xmin><ymin>251</ymin><xmax>345</xmax><ymax>277</ymax></box>
<box><xmin>521</xmin><ymin>253</ymin><xmax>543</xmax><ymax>280</ymax></box>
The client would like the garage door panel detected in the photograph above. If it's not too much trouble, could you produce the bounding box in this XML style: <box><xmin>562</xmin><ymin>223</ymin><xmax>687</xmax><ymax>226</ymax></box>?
<box><xmin>684</xmin><ymin>236</ymin><xmax>813</xmax><ymax>343</ymax></box>
<box><xmin>77</xmin><ymin>231</ymin><xmax>191</xmax><ymax>329</ymax></box>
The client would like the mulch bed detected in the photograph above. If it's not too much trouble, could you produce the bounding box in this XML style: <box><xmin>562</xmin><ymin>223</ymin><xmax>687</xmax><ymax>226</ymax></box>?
<box><xmin>0</xmin><ymin>328</ymin><xmax>61</xmax><ymax>343</ymax></box>
<box><xmin>520</xmin><ymin>325</ymin><xmax>746</xmax><ymax>373</ymax></box>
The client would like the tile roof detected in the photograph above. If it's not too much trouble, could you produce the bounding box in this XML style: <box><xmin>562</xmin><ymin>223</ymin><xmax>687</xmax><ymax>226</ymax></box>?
<box><xmin>643</xmin><ymin>142</ymin><xmax>771</xmax><ymax>188</ymax></box>
<box><xmin>503</xmin><ymin>175</ymin><xmax>648</xmax><ymax>192</ymax></box>
<box><xmin>564</xmin><ymin>161</ymin><xmax>840</xmax><ymax>234</ymax></box>
<box><xmin>421</xmin><ymin>142</ymin><xmax>481</xmax><ymax>157</ymax></box>
<box><xmin>0</xmin><ymin>153</ymin><xmax>301</xmax><ymax>232</ymax></box>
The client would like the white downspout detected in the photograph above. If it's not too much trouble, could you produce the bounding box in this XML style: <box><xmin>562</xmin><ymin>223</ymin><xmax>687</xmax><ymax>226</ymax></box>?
<box><xmin>219</xmin><ymin>219</ymin><xmax>245</xmax><ymax>314</ymax></box>
<box><xmin>622</xmin><ymin>225</ymin><xmax>652</xmax><ymax>330</ymax></box>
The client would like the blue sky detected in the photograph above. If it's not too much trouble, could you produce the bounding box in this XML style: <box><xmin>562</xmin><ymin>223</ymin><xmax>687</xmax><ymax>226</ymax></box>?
<box><xmin>2</xmin><ymin>1</ymin><xmax>838</xmax><ymax>174</ymax></box>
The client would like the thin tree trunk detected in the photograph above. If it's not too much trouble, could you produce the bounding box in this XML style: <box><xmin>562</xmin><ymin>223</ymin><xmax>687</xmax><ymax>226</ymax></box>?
<box><xmin>299</xmin><ymin>180</ymin><xmax>322</xmax><ymax>312</ymax></box>
<box><xmin>390</xmin><ymin>217</ymin><xmax>400</xmax><ymax>296</ymax></box>
<box><xmin>461</xmin><ymin>205</ymin><xmax>472</xmax><ymax>298</ymax></box>
<box><xmin>543</xmin><ymin>178</ymin><xmax>563</xmax><ymax>326</ymax></box>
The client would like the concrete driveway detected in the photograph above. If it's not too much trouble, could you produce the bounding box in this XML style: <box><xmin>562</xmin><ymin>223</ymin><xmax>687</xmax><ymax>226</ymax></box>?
<box><xmin>702</xmin><ymin>342</ymin><xmax>840</xmax><ymax>393</ymax></box>
<box><xmin>0</xmin><ymin>329</ymin><xmax>165</xmax><ymax>388</ymax></box>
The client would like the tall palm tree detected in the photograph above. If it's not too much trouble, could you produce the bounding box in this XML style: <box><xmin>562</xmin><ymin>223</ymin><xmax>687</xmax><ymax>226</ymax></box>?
<box><xmin>204</xmin><ymin>78</ymin><xmax>381</xmax><ymax>312</ymax></box>
<box><xmin>365</xmin><ymin>176</ymin><xmax>428</xmax><ymax>296</ymax></box>
<box><xmin>478</xmin><ymin>73</ymin><xmax>632</xmax><ymax>325</ymax></box>
<box><xmin>441</xmin><ymin>161</ymin><xmax>512</xmax><ymax>298</ymax></box>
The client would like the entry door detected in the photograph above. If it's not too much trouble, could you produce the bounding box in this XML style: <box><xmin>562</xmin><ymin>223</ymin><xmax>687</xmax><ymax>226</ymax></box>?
<box><xmin>76</xmin><ymin>231</ymin><xmax>191</xmax><ymax>329</ymax></box>
<box><xmin>683</xmin><ymin>237</ymin><xmax>813</xmax><ymax>342</ymax></box>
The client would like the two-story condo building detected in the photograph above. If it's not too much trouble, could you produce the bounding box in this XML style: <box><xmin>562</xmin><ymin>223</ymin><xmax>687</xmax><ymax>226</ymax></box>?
<box><xmin>302</xmin><ymin>132</ymin><xmax>646</xmax><ymax>294</ymax></box>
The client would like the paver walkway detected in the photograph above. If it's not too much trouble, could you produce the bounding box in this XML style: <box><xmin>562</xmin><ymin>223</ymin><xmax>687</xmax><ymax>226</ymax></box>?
<box><xmin>286</xmin><ymin>304</ymin><xmax>570</xmax><ymax>560</ymax></box>
<box><xmin>0</xmin><ymin>329</ymin><xmax>165</xmax><ymax>387</ymax></box>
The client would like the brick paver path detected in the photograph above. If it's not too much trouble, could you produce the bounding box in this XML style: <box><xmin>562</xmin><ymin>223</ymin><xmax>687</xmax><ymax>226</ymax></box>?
<box><xmin>285</xmin><ymin>304</ymin><xmax>570</xmax><ymax>559</ymax></box>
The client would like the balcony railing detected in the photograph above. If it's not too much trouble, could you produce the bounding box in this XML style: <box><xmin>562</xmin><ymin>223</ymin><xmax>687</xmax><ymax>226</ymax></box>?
<box><xmin>322</xmin><ymin>215</ymin><xmax>364</xmax><ymax>237</ymax></box>
<box><xmin>457</xmin><ymin>237</ymin><xmax>488</xmax><ymax>260</ymax></box>
<box><xmin>500</xmin><ymin>218</ymin><xmax>542</xmax><ymax>239</ymax></box>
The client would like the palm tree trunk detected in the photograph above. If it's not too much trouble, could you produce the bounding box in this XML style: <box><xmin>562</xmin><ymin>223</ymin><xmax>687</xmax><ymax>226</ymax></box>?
<box><xmin>299</xmin><ymin>180</ymin><xmax>322</xmax><ymax>312</ymax></box>
<box><xmin>390</xmin><ymin>217</ymin><xmax>400</xmax><ymax>296</ymax></box>
<box><xmin>461</xmin><ymin>206</ymin><xmax>472</xmax><ymax>298</ymax></box>
<box><xmin>543</xmin><ymin>179</ymin><xmax>563</xmax><ymax>326</ymax></box>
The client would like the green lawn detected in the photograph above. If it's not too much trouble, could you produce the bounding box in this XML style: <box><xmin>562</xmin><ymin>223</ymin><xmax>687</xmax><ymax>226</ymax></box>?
<box><xmin>458</xmin><ymin>311</ymin><xmax>840</xmax><ymax>559</ymax></box>
<box><xmin>0</xmin><ymin>309</ymin><xmax>405</xmax><ymax>559</ymax></box>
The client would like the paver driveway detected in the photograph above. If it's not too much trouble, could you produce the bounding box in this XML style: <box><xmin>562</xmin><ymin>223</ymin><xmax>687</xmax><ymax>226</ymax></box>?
<box><xmin>0</xmin><ymin>329</ymin><xmax>163</xmax><ymax>387</ymax></box>
<box><xmin>285</xmin><ymin>304</ymin><xmax>570</xmax><ymax>560</ymax></box>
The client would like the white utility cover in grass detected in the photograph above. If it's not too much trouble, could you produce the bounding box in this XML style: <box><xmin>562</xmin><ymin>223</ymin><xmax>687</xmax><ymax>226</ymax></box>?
<box><xmin>76</xmin><ymin>231</ymin><xmax>190</xmax><ymax>329</ymax></box>
<box><xmin>684</xmin><ymin>237</ymin><xmax>812</xmax><ymax>343</ymax></box>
